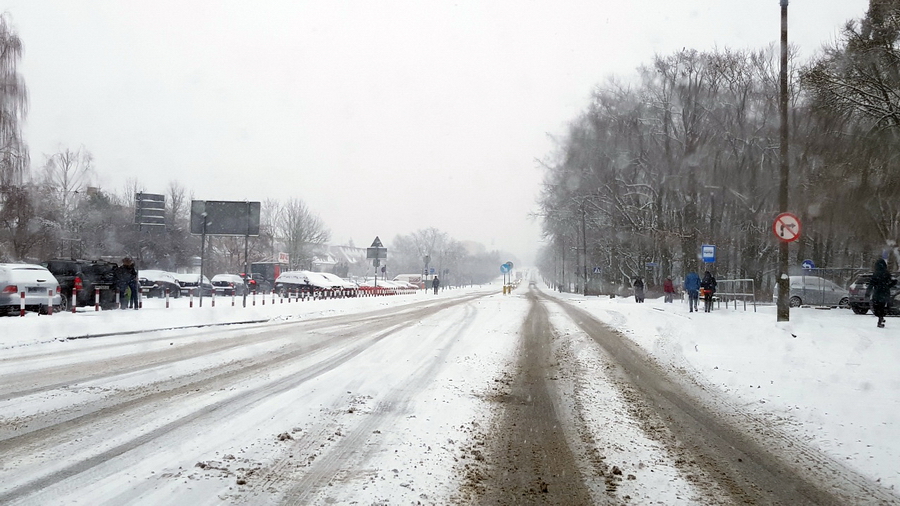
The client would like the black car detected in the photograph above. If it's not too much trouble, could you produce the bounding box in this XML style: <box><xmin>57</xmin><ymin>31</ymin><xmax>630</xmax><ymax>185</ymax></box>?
<box><xmin>138</xmin><ymin>270</ymin><xmax>182</xmax><ymax>298</ymax></box>
<box><xmin>847</xmin><ymin>272</ymin><xmax>900</xmax><ymax>315</ymax></box>
<box><xmin>175</xmin><ymin>273</ymin><xmax>214</xmax><ymax>297</ymax></box>
<box><xmin>42</xmin><ymin>258</ymin><xmax>119</xmax><ymax>310</ymax></box>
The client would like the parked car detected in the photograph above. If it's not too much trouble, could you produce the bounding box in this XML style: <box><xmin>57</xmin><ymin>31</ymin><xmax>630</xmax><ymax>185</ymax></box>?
<box><xmin>42</xmin><ymin>258</ymin><xmax>119</xmax><ymax>310</ymax></box>
<box><xmin>274</xmin><ymin>270</ymin><xmax>338</xmax><ymax>295</ymax></box>
<box><xmin>274</xmin><ymin>271</ymin><xmax>311</xmax><ymax>295</ymax></box>
<box><xmin>211</xmin><ymin>274</ymin><xmax>248</xmax><ymax>296</ymax></box>
<box><xmin>847</xmin><ymin>271</ymin><xmax>900</xmax><ymax>315</ymax></box>
<box><xmin>319</xmin><ymin>272</ymin><xmax>358</xmax><ymax>290</ymax></box>
<box><xmin>773</xmin><ymin>275</ymin><xmax>850</xmax><ymax>308</ymax></box>
<box><xmin>174</xmin><ymin>273</ymin><xmax>213</xmax><ymax>296</ymax></box>
<box><xmin>138</xmin><ymin>270</ymin><xmax>181</xmax><ymax>298</ymax></box>
<box><xmin>0</xmin><ymin>263</ymin><xmax>62</xmax><ymax>315</ymax></box>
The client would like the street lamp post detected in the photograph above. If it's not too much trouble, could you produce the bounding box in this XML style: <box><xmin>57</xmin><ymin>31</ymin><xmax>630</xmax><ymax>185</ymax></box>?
<box><xmin>776</xmin><ymin>0</ymin><xmax>790</xmax><ymax>322</ymax></box>
<box><xmin>581</xmin><ymin>199</ymin><xmax>588</xmax><ymax>296</ymax></box>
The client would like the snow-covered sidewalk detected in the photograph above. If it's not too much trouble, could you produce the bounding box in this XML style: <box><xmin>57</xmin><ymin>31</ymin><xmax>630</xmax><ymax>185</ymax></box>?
<box><xmin>545</xmin><ymin>290</ymin><xmax>900</xmax><ymax>493</ymax></box>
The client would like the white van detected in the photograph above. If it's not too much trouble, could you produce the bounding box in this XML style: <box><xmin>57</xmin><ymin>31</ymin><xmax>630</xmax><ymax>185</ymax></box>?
<box><xmin>0</xmin><ymin>263</ymin><xmax>62</xmax><ymax>315</ymax></box>
<box><xmin>392</xmin><ymin>274</ymin><xmax>424</xmax><ymax>289</ymax></box>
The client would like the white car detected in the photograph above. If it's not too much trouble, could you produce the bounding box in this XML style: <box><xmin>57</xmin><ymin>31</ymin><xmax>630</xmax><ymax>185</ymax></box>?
<box><xmin>319</xmin><ymin>272</ymin><xmax>358</xmax><ymax>289</ymax></box>
<box><xmin>0</xmin><ymin>263</ymin><xmax>62</xmax><ymax>315</ymax></box>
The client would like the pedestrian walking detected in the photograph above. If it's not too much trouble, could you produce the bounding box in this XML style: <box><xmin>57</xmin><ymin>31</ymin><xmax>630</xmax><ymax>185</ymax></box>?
<box><xmin>684</xmin><ymin>270</ymin><xmax>700</xmax><ymax>313</ymax></box>
<box><xmin>633</xmin><ymin>276</ymin><xmax>645</xmax><ymax>303</ymax></box>
<box><xmin>663</xmin><ymin>277</ymin><xmax>675</xmax><ymax>303</ymax></box>
<box><xmin>701</xmin><ymin>270</ymin><xmax>717</xmax><ymax>313</ymax></box>
<box><xmin>432</xmin><ymin>275</ymin><xmax>440</xmax><ymax>295</ymax></box>
<box><xmin>868</xmin><ymin>258</ymin><xmax>896</xmax><ymax>328</ymax></box>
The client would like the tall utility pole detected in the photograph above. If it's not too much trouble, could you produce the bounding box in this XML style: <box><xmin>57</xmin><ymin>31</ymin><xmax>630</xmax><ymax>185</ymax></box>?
<box><xmin>776</xmin><ymin>0</ymin><xmax>790</xmax><ymax>322</ymax></box>
<box><xmin>581</xmin><ymin>199</ymin><xmax>588</xmax><ymax>296</ymax></box>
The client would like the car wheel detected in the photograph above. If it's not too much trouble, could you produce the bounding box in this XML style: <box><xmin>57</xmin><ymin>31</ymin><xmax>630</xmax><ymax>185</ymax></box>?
<box><xmin>789</xmin><ymin>296</ymin><xmax>802</xmax><ymax>307</ymax></box>
<box><xmin>851</xmin><ymin>305</ymin><xmax>869</xmax><ymax>315</ymax></box>
<box><xmin>838</xmin><ymin>297</ymin><xmax>850</xmax><ymax>309</ymax></box>
<box><xmin>59</xmin><ymin>293</ymin><xmax>70</xmax><ymax>312</ymax></box>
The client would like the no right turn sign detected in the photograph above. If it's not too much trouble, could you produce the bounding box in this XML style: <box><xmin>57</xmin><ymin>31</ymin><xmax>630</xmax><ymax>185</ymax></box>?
<box><xmin>773</xmin><ymin>212</ymin><xmax>801</xmax><ymax>242</ymax></box>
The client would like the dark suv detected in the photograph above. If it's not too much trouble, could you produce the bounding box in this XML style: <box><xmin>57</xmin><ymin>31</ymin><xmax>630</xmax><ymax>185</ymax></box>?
<box><xmin>42</xmin><ymin>259</ymin><xmax>119</xmax><ymax>310</ymax></box>
<box><xmin>847</xmin><ymin>272</ymin><xmax>900</xmax><ymax>315</ymax></box>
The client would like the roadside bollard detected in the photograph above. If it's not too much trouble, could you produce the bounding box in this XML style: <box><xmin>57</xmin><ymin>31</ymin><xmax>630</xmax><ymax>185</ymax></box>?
<box><xmin>71</xmin><ymin>288</ymin><xmax>77</xmax><ymax>313</ymax></box>
<box><xmin>189</xmin><ymin>291</ymin><xmax>193</xmax><ymax>308</ymax></box>
<box><xmin>271</xmin><ymin>289</ymin><xmax>275</xmax><ymax>305</ymax></box>
<box><xmin>47</xmin><ymin>289</ymin><xmax>53</xmax><ymax>315</ymax></box>
<box><xmin>211</xmin><ymin>290</ymin><xmax>215</xmax><ymax>307</ymax></box>
<box><xmin>252</xmin><ymin>290</ymin><xmax>257</xmax><ymax>306</ymax></box>
<box><xmin>165</xmin><ymin>288</ymin><xmax>170</xmax><ymax>309</ymax></box>
<box><xmin>115</xmin><ymin>290</ymin><xmax>120</xmax><ymax>307</ymax></box>
<box><xmin>19</xmin><ymin>291</ymin><xmax>25</xmax><ymax>316</ymax></box>
<box><xmin>232</xmin><ymin>291</ymin><xmax>235</xmax><ymax>307</ymax></box>
<box><xmin>95</xmin><ymin>287</ymin><xmax>100</xmax><ymax>311</ymax></box>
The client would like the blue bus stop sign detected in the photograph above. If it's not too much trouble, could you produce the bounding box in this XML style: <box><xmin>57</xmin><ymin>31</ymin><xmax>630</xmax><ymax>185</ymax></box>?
<box><xmin>701</xmin><ymin>244</ymin><xmax>716</xmax><ymax>263</ymax></box>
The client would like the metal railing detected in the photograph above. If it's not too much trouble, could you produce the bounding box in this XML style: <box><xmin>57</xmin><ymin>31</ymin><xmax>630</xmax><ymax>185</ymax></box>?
<box><xmin>715</xmin><ymin>278</ymin><xmax>757</xmax><ymax>312</ymax></box>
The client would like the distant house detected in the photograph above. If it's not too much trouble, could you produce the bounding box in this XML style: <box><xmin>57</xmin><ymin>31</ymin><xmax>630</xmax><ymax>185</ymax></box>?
<box><xmin>312</xmin><ymin>245</ymin><xmax>368</xmax><ymax>277</ymax></box>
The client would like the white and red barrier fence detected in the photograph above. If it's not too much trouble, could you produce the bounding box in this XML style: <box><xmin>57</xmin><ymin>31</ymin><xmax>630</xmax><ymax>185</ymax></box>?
<box><xmin>21</xmin><ymin>282</ymin><xmax>423</xmax><ymax>315</ymax></box>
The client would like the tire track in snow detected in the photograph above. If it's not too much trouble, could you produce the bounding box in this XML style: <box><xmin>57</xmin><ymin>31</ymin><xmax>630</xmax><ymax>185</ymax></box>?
<box><xmin>546</xmin><ymin>293</ymin><xmax>900</xmax><ymax>505</ymax></box>
<box><xmin>270</xmin><ymin>303</ymin><xmax>481</xmax><ymax>505</ymax></box>
<box><xmin>0</xmin><ymin>294</ymin><xmax>489</xmax><ymax>504</ymax></box>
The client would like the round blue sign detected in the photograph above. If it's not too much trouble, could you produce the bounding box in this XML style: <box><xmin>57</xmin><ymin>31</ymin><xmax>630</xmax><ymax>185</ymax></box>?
<box><xmin>801</xmin><ymin>259</ymin><xmax>815</xmax><ymax>269</ymax></box>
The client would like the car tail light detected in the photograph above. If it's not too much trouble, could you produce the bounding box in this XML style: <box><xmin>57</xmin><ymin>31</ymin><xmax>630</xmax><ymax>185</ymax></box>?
<box><xmin>56</xmin><ymin>285</ymin><xmax>61</xmax><ymax>293</ymax></box>
<box><xmin>2</xmin><ymin>285</ymin><xmax>18</xmax><ymax>294</ymax></box>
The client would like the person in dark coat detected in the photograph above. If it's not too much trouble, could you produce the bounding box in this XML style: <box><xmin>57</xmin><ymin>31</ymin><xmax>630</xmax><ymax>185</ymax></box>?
<box><xmin>684</xmin><ymin>270</ymin><xmax>700</xmax><ymax>312</ymax></box>
<box><xmin>663</xmin><ymin>277</ymin><xmax>675</xmax><ymax>303</ymax></box>
<box><xmin>115</xmin><ymin>257</ymin><xmax>139</xmax><ymax>309</ymax></box>
<box><xmin>868</xmin><ymin>258</ymin><xmax>896</xmax><ymax>328</ymax></box>
<box><xmin>432</xmin><ymin>275</ymin><xmax>440</xmax><ymax>295</ymax></box>
<box><xmin>633</xmin><ymin>276</ymin><xmax>645</xmax><ymax>303</ymax></box>
<box><xmin>701</xmin><ymin>270</ymin><xmax>717</xmax><ymax>312</ymax></box>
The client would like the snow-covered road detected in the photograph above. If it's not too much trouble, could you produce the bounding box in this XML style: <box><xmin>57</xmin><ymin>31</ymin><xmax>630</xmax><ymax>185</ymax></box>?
<box><xmin>1</xmin><ymin>283</ymin><xmax>899</xmax><ymax>504</ymax></box>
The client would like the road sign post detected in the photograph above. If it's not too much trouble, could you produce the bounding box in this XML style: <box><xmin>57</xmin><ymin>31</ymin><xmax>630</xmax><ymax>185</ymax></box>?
<box><xmin>367</xmin><ymin>237</ymin><xmax>387</xmax><ymax>287</ymax></box>
<box><xmin>774</xmin><ymin>212</ymin><xmax>801</xmax><ymax>322</ymax></box>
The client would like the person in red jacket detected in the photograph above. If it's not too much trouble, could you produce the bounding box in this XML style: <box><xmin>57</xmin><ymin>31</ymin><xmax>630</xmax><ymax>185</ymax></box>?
<box><xmin>663</xmin><ymin>277</ymin><xmax>675</xmax><ymax>303</ymax></box>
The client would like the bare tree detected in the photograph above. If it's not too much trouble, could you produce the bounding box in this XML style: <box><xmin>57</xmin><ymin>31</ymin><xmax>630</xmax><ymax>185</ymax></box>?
<box><xmin>0</xmin><ymin>13</ymin><xmax>28</xmax><ymax>189</ymax></box>
<box><xmin>274</xmin><ymin>198</ymin><xmax>330</xmax><ymax>269</ymax></box>
<box><xmin>40</xmin><ymin>146</ymin><xmax>95</xmax><ymax>256</ymax></box>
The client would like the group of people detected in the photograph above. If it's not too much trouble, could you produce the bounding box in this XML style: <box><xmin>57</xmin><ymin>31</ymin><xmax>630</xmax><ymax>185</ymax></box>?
<box><xmin>633</xmin><ymin>269</ymin><xmax>717</xmax><ymax>313</ymax></box>
<box><xmin>639</xmin><ymin>257</ymin><xmax>893</xmax><ymax>326</ymax></box>
<box><xmin>685</xmin><ymin>270</ymin><xmax>717</xmax><ymax>313</ymax></box>
<box><xmin>115</xmin><ymin>257</ymin><xmax>139</xmax><ymax>310</ymax></box>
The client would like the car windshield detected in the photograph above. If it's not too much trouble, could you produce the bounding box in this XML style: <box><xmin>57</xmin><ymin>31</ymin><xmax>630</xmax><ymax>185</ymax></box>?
<box><xmin>3</xmin><ymin>3</ymin><xmax>900</xmax><ymax>505</ymax></box>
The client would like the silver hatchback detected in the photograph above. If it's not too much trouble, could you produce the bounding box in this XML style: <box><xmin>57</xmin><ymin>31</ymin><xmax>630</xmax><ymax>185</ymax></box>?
<box><xmin>773</xmin><ymin>275</ymin><xmax>850</xmax><ymax>308</ymax></box>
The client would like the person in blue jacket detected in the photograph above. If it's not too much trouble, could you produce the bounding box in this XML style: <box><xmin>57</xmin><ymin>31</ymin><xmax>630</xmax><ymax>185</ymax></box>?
<box><xmin>684</xmin><ymin>270</ymin><xmax>701</xmax><ymax>313</ymax></box>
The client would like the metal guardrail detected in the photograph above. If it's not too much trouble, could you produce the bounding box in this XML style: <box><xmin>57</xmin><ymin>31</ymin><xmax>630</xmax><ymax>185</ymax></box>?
<box><xmin>715</xmin><ymin>278</ymin><xmax>757</xmax><ymax>312</ymax></box>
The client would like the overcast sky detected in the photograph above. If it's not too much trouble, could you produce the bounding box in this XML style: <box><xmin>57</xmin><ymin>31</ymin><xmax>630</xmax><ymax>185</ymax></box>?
<box><xmin>2</xmin><ymin>0</ymin><xmax>869</xmax><ymax>263</ymax></box>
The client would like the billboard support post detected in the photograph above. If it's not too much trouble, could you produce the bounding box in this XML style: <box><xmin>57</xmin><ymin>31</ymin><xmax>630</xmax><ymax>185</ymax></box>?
<box><xmin>199</xmin><ymin>212</ymin><xmax>207</xmax><ymax>308</ymax></box>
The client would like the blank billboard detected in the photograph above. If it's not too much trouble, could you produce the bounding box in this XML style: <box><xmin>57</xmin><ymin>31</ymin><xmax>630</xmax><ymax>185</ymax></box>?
<box><xmin>190</xmin><ymin>200</ymin><xmax>261</xmax><ymax>236</ymax></box>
